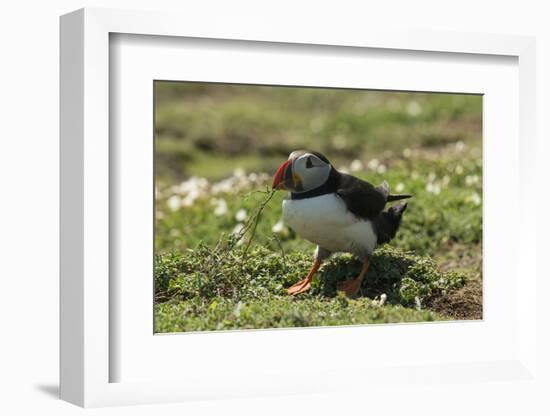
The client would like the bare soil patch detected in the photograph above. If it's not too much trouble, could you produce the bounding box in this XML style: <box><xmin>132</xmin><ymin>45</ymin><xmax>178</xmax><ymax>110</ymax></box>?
<box><xmin>429</xmin><ymin>277</ymin><xmax>482</xmax><ymax>320</ymax></box>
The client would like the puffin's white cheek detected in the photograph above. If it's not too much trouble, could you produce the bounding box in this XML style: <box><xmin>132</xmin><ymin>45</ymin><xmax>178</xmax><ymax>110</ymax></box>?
<box><xmin>300</xmin><ymin>174</ymin><xmax>316</xmax><ymax>191</ymax></box>
<box><xmin>303</xmin><ymin>168</ymin><xmax>329</xmax><ymax>190</ymax></box>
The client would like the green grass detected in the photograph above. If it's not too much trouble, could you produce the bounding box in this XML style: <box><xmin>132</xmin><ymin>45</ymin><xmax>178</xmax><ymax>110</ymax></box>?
<box><xmin>156</xmin><ymin>297</ymin><xmax>444</xmax><ymax>333</ymax></box>
<box><xmin>154</xmin><ymin>245</ymin><xmax>459</xmax><ymax>332</ymax></box>
<box><xmin>153</xmin><ymin>82</ymin><xmax>483</xmax><ymax>331</ymax></box>
<box><xmin>156</xmin><ymin>245</ymin><xmax>466</xmax><ymax>305</ymax></box>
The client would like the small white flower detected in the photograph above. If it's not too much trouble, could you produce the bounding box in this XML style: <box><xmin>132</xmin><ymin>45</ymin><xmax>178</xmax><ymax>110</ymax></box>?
<box><xmin>465</xmin><ymin>175</ymin><xmax>479</xmax><ymax>187</ymax></box>
<box><xmin>233</xmin><ymin>168</ymin><xmax>245</xmax><ymax>178</ymax></box>
<box><xmin>455</xmin><ymin>141</ymin><xmax>466</xmax><ymax>151</ymax></box>
<box><xmin>235</xmin><ymin>208</ymin><xmax>248</xmax><ymax>222</ymax></box>
<box><xmin>181</xmin><ymin>189</ymin><xmax>201</xmax><ymax>207</ymax></box>
<box><xmin>350</xmin><ymin>159</ymin><xmax>364</xmax><ymax>172</ymax></box>
<box><xmin>402</xmin><ymin>148</ymin><xmax>412</xmax><ymax>158</ymax></box>
<box><xmin>376</xmin><ymin>164</ymin><xmax>387</xmax><ymax>174</ymax></box>
<box><xmin>211</xmin><ymin>178</ymin><xmax>233</xmax><ymax>195</ymax></box>
<box><xmin>395</xmin><ymin>182</ymin><xmax>405</xmax><ymax>193</ymax></box>
<box><xmin>232</xmin><ymin>223</ymin><xmax>245</xmax><ymax>235</ymax></box>
<box><xmin>167</xmin><ymin>195</ymin><xmax>181</xmax><ymax>211</ymax></box>
<box><xmin>455</xmin><ymin>165</ymin><xmax>464</xmax><ymax>175</ymax></box>
<box><xmin>212</xmin><ymin>198</ymin><xmax>228</xmax><ymax>216</ymax></box>
<box><xmin>367</xmin><ymin>159</ymin><xmax>379</xmax><ymax>170</ymax></box>
<box><xmin>470</xmin><ymin>192</ymin><xmax>481</xmax><ymax>206</ymax></box>
<box><xmin>178</xmin><ymin>177</ymin><xmax>208</xmax><ymax>195</ymax></box>
<box><xmin>406</xmin><ymin>100</ymin><xmax>422</xmax><ymax>117</ymax></box>
<box><xmin>272</xmin><ymin>220</ymin><xmax>285</xmax><ymax>234</ymax></box>
<box><xmin>426</xmin><ymin>182</ymin><xmax>441</xmax><ymax>195</ymax></box>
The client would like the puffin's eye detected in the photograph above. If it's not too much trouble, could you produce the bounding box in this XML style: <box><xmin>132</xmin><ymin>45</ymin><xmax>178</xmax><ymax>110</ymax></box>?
<box><xmin>305</xmin><ymin>156</ymin><xmax>314</xmax><ymax>169</ymax></box>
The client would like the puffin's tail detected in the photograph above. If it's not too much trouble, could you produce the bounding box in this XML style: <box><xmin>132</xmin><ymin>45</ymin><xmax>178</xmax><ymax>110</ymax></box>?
<box><xmin>375</xmin><ymin>203</ymin><xmax>408</xmax><ymax>245</ymax></box>
<box><xmin>377</xmin><ymin>181</ymin><xmax>412</xmax><ymax>203</ymax></box>
<box><xmin>386</xmin><ymin>194</ymin><xmax>412</xmax><ymax>202</ymax></box>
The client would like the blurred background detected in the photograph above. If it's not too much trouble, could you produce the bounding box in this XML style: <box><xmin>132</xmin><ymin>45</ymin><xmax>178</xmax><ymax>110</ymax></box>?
<box><xmin>154</xmin><ymin>82</ymin><xmax>482</xmax><ymax>318</ymax></box>
<box><xmin>155</xmin><ymin>82</ymin><xmax>481</xmax><ymax>182</ymax></box>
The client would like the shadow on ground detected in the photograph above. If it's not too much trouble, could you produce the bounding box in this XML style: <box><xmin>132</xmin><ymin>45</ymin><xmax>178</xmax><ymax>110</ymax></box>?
<box><xmin>34</xmin><ymin>384</ymin><xmax>59</xmax><ymax>399</ymax></box>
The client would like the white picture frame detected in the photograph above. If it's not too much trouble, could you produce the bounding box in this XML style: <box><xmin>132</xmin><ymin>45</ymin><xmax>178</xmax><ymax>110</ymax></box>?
<box><xmin>60</xmin><ymin>7</ymin><xmax>537</xmax><ymax>407</ymax></box>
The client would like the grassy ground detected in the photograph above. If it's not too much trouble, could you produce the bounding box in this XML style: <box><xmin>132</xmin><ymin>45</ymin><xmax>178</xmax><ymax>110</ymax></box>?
<box><xmin>154</xmin><ymin>82</ymin><xmax>483</xmax><ymax>332</ymax></box>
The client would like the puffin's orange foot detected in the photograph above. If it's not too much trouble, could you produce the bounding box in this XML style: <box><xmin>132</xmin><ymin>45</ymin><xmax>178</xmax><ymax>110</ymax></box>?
<box><xmin>336</xmin><ymin>278</ymin><xmax>362</xmax><ymax>297</ymax></box>
<box><xmin>287</xmin><ymin>278</ymin><xmax>312</xmax><ymax>295</ymax></box>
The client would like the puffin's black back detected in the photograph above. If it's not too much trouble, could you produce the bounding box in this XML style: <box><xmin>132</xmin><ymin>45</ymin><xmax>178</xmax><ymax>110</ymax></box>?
<box><xmin>334</xmin><ymin>173</ymin><xmax>388</xmax><ymax>220</ymax></box>
<box><xmin>291</xmin><ymin>168</ymin><xmax>389</xmax><ymax>221</ymax></box>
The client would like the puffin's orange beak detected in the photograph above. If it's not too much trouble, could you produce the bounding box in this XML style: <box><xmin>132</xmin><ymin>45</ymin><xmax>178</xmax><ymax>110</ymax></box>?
<box><xmin>272</xmin><ymin>160</ymin><xmax>290</xmax><ymax>190</ymax></box>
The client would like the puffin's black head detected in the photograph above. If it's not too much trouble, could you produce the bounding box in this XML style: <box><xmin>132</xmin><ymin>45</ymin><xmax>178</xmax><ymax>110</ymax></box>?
<box><xmin>272</xmin><ymin>150</ymin><xmax>332</xmax><ymax>193</ymax></box>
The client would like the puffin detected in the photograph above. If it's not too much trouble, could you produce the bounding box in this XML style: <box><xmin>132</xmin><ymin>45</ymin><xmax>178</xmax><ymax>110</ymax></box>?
<box><xmin>271</xmin><ymin>150</ymin><xmax>411</xmax><ymax>297</ymax></box>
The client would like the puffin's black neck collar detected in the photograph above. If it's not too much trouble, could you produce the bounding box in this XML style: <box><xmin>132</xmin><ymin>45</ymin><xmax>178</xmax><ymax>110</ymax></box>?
<box><xmin>290</xmin><ymin>168</ymin><xmax>341</xmax><ymax>200</ymax></box>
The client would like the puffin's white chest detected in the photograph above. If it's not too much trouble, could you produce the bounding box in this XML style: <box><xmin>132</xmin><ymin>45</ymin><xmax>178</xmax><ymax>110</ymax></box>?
<box><xmin>282</xmin><ymin>194</ymin><xmax>377</xmax><ymax>257</ymax></box>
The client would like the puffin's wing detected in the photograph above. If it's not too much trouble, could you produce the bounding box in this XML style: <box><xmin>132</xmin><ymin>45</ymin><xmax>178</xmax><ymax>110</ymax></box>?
<box><xmin>335</xmin><ymin>173</ymin><xmax>387</xmax><ymax>220</ymax></box>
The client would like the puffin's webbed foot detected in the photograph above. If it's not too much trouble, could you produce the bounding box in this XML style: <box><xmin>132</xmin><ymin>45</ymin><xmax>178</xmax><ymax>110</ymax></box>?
<box><xmin>287</xmin><ymin>278</ymin><xmax>312</xmax><ymax>295</ymax></box>
<box><xmin>336</xmin><ymin>278</ymin><xmax>362</xmax><ymax>297</ymax></box>
<box><xmin>287</xmin><ymin>259</ymin><xmax>321</xmax><ymax>296</ymax></box>
<box><xmin>337</xmin><ymin>260</ymin><xmax>370</xmax><ymax>297</ymax></box>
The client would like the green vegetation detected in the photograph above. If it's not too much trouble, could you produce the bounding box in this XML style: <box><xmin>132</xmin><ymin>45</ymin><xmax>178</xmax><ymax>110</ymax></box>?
<box><xmin>154</xmin><ymin>244</ymin><xmax>463</xmax><ymax>332</ymax></box>
<box><xmin>154</xmin><ymin>82</ymin><xmax>483</xmax><ymax>331</ymax></box>
<box><xmin>156</xmin><ymin>296</ymin><xmax>443</xmax><ymax>333</ymax></box>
